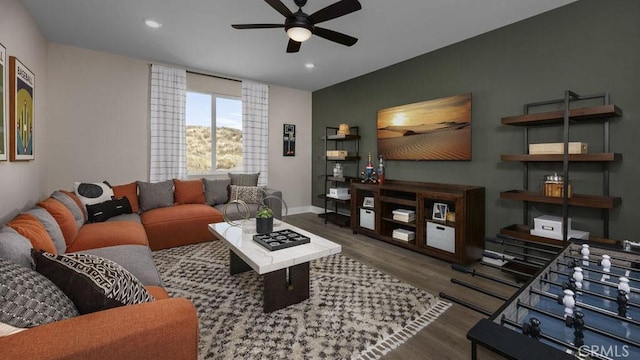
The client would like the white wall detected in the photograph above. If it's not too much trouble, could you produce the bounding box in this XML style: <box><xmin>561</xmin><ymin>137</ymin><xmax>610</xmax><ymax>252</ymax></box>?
<box><xmin>44</xmin><ymin>43</ymin><xmax>313</xmax><ymax>211</ymax></box>
<box><xmin>45</xmin><ymin>43</ymin><xmax>149</xmax><ymax>192</ymax></box>
<box><xmin>268</xmin><ymin>86</ymin><xmax>312</xmax><ymax>213</ymax></box>
<box><xmin>0</xmin><ymin>0</ymin><xmax>48</xmax><ymax>223</ymax></box>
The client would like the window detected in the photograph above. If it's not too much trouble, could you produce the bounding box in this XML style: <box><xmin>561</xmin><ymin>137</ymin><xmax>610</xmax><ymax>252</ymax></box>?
<box><xmin>185</xmin><ymin>92</ymin><xmax>242</xmax><ymax>174</ymax></box>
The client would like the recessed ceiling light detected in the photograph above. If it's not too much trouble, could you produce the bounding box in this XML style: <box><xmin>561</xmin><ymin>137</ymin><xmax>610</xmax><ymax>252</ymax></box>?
<box><xmin>145</xmin><ymin>19</ymin><xmax>162</xmax><ymax>28</ymax></box>
<box><xmin>305</xmin><ymin>63</ymin><xmax>315</xmax><ymax>69</ymax></box>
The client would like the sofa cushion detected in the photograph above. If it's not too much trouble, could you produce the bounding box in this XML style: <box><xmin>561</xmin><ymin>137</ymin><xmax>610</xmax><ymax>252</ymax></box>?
<box><xmin>0</xmin><ymin>258</ymin><xmax>79</xmax><ymax>328</ymax></box>
<box><xmin>145</xmin><ymin>285</ymin><xmax>170</xmax><ymax>300</ymax></box>
<box><xmin>229</xmin><ymin>172</ymin><xmax>260</xmax><ymax>186</ymax></box>
<box><xmin>74</xmin><ymin>181</ymin><xmax>115</xmax><ymax>209</ymax></box>
<box><xmin>137</xmin><ymin>180</ymin><xmax>174</xmax><ymax>212</ymax></box>
<box><xmin>0</xmin><ymin>226</ymin><xmax>34</xmax><ymax>269</ymax></box>
<box><xmin>37</xmin><ymin>198</ymin><xmax>79</xmax><ymax>248</ymax></box>
<box><xmin>77</xmin><ymin>245</ymin><xmax>163</xmax><ymax>287</ymax></box>
<box><xmin>6</xmin><ymin>213</ymin><xmax>57</xmax><ymax>254</ymax></box>
<box><xmin>86</xmin><ymin>197</ymin><xmax>133</xmax><ymax>223</ymax></box>
<box><xmin>112</xmin><ymin>182</ymin><xmax>139</xmax><ymax>213</ymax></box>
<box><xmin>229</xmin><ymin>185</ymin><xmax>263</xmax><ymax>205</ymax></box>
<box><xmin>214</xmin><ymin>203</ymin><xmax>260</xmax><ymax>221</ymax></box>
<box><xmin>203</xmin><ymin>178</ymin><xmax>230</xmax><ymax>205</ymax></box>
<box><xmin>32</xmin><ymin>250</ymin><xmax>154</xmax><ymax>315</ymax></box>
<box><xmin>173</xmin><ymin>179</ymin><xmax>205</xmax><ymax>205</ymax></box>
<box><xmin>141</xmin><ymin>204</ymin><xmax>223</xmax><ymax>250</ymax></box>
<box><xmin>52</xmin><ymin>190</ymin><xmax>86</xmax><ymax>228</ymax></box>
<box><xmin>23</xmin><ymin>207</ymin><xmax>66</xmax><ymax>254</ymax></box>
<box><xmin>106</xmin><ymin>213</ymin><xmax>142</xmax><ymax>223</ymax></box>
<box><xmin>66</xmin><ymin>221</ymin><xmax>148</xmax><ymax>253</ymax></box>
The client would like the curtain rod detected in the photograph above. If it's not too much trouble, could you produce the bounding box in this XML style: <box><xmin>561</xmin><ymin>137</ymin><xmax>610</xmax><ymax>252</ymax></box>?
<box><xmin>186</xmin><ymin>70</ymin><xmax>241</xmax><ymax>83</ymax></box>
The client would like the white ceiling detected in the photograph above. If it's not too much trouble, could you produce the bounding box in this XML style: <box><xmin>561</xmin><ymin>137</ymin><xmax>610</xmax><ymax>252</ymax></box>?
<box><xmin>21</xmin><ymin>0</ymin><xmax>576</xmax><ymax>91</ymax></box>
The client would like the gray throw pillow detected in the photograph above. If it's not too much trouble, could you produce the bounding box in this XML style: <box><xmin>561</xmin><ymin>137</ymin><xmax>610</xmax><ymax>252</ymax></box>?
<box><xmin>0</xmin><ymin>226</ymin><xmax>34</xmax><ymax>269</ymax></box>
<box><xmin>137</xmin><ymin>180</ymin><xmax>174</xmax><ymax>212</ymax></box>
<box><xmin>203</xmin><ymin>178</ymin><xmax>231</xmax><ymax>205</ymax></box>
<box><xmin>23</xmin><ymin>207</ymin><xmax>66</xmax><ymax>254</ymax></box>
<box><xmin>0</xmin><ymin>258</ymin><xmax>79</xmax><ymax>328</ymax></box>
<box><xmin>229</xmin><ymin>173</ymin><xmax>260</xmax><ymax>186</ymax></box>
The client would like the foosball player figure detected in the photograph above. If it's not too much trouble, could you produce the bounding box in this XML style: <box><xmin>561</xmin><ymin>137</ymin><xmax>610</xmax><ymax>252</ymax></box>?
<box><xmin>562</xmin><ymin>277</ymin><xmax>577</xmax><ymax>293</ymax></box>
<box><xmin>572</xmin><ymin>311</ymin><xmax>585</xmax><ymax>348</ymax></box>
<box><xmin>562</xmin><ymin>289</ymin><xmax>576</xmax><ymax>326</ymax></box>
<box><xmin>522</xmin><ymin>317</ymin><xmax>542</xmax><ymax>340</ymax></box>
<box><xmin>617</xmin><ymin>290</ymin><xmax>629</xmax><ymax>318</ymax></box>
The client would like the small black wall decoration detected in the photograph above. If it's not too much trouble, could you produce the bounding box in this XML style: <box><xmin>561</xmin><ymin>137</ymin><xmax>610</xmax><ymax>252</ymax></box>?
<box><xmin>283</xmin><ymin>124</ymin><xmax>295</xmax><ymax>156</ymax></box>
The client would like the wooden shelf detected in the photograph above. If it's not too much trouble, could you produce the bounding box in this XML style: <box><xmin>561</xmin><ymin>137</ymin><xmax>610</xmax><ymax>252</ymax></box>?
<box><xmin>501</xmin><ymin>104</ymin><xmax>622</xmax><ymax>126</ymax></box>
<box><xmin>326</xmin><ymin>134</ymin><xmax>361</xmax><ymax>140</ymax></box>
<box><xmin>500</xmin><ymin>224</ymin><xmax>618</xmax><ymax>247</ymax></box>
<box><xmin>318</xmin><ymin>194</ymin><xmax>351</xmax><ymax>204</ymax></box>
<box><xmin>500</xmin><ymin>190</ymin><xmax>621</xmax><ymax>209</ymax></box>
<box><xmin>326</xmin><ymin>175</ymin><xmax>358</xmax><ymax>183</ymax></box>
<box><xmin>501</xmin><ymin>153</ymin><xmax>621</xmax><ymax>162</ymax></box>
<box><xmin>326</xmin><ymin>156</ymin><xmax>361</xmax><ymax>161</ymax></box>
<box><xmin>378</xmin><ymin>196</ymin><xmax>417</xmax><ymax>207</ymax></box>
<box><xmin>381</xmin><ymin>217</ymin><xmax>417</xmax><ymax>228</ymax></box>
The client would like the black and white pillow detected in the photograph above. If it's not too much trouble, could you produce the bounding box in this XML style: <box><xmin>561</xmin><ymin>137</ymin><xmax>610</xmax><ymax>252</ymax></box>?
<box><xmin>86</xmin><ymin>197</ymin><xmax>133</xmax><ymax>223</ymax></box>
<box><xmin>32</xmin><ymin>250</ymin><xmax>154</xmax><ymax>315</ymax></box>
<box><xmin>74</xmin><ymin>181</ymin><xmax>114</xmax><ymax>209</ymax></box>
<box><xmin>0</xmin><ymin>258</ymin><xmax>79</xmax><ymax>328</ymax></box>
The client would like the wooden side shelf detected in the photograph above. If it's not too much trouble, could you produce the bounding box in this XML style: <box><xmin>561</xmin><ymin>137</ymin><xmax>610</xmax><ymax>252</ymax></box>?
<box><xmin>501</xmin><ymin>153</ymin><xmax>621</xmax><ymax>162</ymax></box>
<box><xmin>500</xmin><ymin>190</ymin><xmax>621</xmax><ymax>209</ymax></box>
<box><xmin>501</xmin><ymin>104</ymin><xmax>622</xmax><ymax>126</ymax></box>
<box><xmin>500</xmin><ymin>224</ymin><xmax>618</xmax><ymax>247</ymax></box>
<box><xmin>351</xmin><ymin>180</ymin><xmax>485</xmax><ymax>265</ymax></box>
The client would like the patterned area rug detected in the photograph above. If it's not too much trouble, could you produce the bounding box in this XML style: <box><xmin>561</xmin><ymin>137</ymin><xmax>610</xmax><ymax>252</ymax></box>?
<box><xmin>152</xmin><ymin>241</ymin><xmax>451</xmax><ymax>360</ymax></box>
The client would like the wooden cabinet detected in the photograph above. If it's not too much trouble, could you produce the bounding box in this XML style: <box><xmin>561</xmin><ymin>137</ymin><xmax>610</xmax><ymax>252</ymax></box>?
<box><xmin>499</xmin><ymin>91</ymin><xmax>622</xmax><ymax>246</ymax></box>
<box><xmin>319</xmin><ymin>126</ymin><xmax>360</xmax><ymax>226</ymax></box>
<box><xmin>350</xmin><ymin>180</ymin><xmax>485</xmax><ymax>265</ymax></box>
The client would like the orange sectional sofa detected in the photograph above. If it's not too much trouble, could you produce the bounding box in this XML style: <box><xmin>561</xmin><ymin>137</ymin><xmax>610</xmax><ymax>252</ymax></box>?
<box><xmin>0</xmin><ymin>176</ymin><xmax>283</xmax><ymax>359</ymax></box>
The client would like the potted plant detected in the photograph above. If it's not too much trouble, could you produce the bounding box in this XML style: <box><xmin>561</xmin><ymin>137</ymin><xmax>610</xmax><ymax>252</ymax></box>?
<box><xmin>255</xmin><ymin>206</ymin><xmax>273</xmax><ymax>234</ymax></box>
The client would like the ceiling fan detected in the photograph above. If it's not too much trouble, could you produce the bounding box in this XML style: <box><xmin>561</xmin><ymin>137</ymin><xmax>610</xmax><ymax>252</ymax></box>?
<box><xmin>231</xmin><ymin>0</ymin><xmax>362</xmax><ymax>53</ymax></box>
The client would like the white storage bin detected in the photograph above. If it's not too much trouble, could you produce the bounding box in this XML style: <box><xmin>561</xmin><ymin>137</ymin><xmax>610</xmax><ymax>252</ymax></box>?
<box><xmin>534</xmin><ymin>215</ymin><xmax>571</xmax><ymax>235</ymax></box>
<box><xmin>360</xmin><ymin>209</ymin><xmax>375</xmax><ymax>231</ymax></box>
<box><xmin>426</xmin><ymin>221</ymin><xmax>455</xmax><ymax>253</ymax></box>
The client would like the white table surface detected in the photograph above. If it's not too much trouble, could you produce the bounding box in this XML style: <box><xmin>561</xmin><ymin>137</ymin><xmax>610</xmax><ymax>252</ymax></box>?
<box><xmin>208</xmin><ymin>220</ymin><xmax>342</xmax><ymax>275</ymax></box>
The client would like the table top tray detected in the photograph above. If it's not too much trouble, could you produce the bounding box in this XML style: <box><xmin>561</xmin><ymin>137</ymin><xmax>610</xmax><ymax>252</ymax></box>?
<box><xmin>253</xmin><ymin>229</ymin><xmax>310</xmax><ymax>251</ymax></box>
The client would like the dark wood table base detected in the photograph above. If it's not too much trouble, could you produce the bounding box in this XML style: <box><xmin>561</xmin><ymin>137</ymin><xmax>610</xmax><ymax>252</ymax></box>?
<box><xmin>229</xmin><ymin>250</ymin><xmax>310</xmax><ymax>312</ymax></box>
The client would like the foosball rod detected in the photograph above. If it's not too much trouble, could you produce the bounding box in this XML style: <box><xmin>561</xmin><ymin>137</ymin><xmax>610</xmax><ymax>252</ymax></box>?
<box><xmin>531</xmin><ymin>288</ymin><xmax>640</xmax><ymax>328</ymax></box>
<box><xmin>450</xmin><ymin>278</ymin><xmax>510</xmax><ymax>301</ymax></box>
<box><xmin>451</xmin><ymin>264</ymin><xmax>521</xmax><ymax>288</ymax></box>
<box><xmin>480</xmin><ymin>261</ymin><xmax>533</xmax><ymax>279</ymax></box>
<box><xmin>503</xmin><ymin>248</ymin><xmax>554</xmax><ymax>263</ymax></box>
<box><xmin>549</xmin><ymin>268</ymin><xmax>640</xmax><ymax>294</ymax></box>
<box><xmin>563</xmin><ymin>253</ymin><xmax>638</xmax><ymax>273</ymax></box>
<box><xmin>539</xmin><ymin>278</ymin><xmax>640</xmax><ymax>310</ymax></box>
<box><xmin>486</xmin><ymin>236</ymin><xmax>560</xmax><ymax>255</ymax></box>
<box><xmin>500</xmin><ymin>318</ymin><xmax>611</xmax><ymax>360</ymax></box>
<box><xmin>518</xmin><ymin>301</ymin><xmax>640</xmax><ymax>348</ymax></box>
<box><xmin>494</xmin><ymin>234</ymin><xmax>563</xmax><ymax>250</ymax></box>
<box><xmin>568</xmin><ymin>249</ymin><xmax>640</xmax><ymax>268</ymax></box>
<box><xmin>557</xmin><ymin>260</ymin><xmax>640</xmax><ymax>283</ymax></box>
<box><xmin>438</xmin><ymin>292</ymin><xmax>493</xmax><ymax>316</ymax></box>
<box><xmin>483</xmin><ymin>251</ymin><xmax>545</xmax><ymax>268</ymax></box>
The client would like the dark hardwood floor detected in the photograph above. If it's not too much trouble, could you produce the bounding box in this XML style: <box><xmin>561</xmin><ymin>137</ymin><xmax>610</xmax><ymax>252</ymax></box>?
<box><xmin>285</xmin><ymin>212</ymin><xmax>517</xmax><ymax>360</ymax></box>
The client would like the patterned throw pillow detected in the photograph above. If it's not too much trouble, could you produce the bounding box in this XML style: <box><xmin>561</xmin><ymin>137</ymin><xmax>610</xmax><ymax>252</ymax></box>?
<box><xmin>74</xmin><ymin>181</ymin><xmax>115</xmax><ymax>209</ymax></box>
<box><xmin>229</xmin><ymin>185</ymin><xmax>264</xmax><ymax>205</ymax></box>
<box><xmin>0</xmin><ymin>258</ymin><xmax>79</xmax><ymax>328</ymax></box>
<box><xmin>137</xmin><ymin>180</ymin><xmax>174</xmax><ymax>212</ymax></box>
<box><xmin>32</xmin><ymin>250</ymin><xmax>155</xmax><ymax>315</ymax></box>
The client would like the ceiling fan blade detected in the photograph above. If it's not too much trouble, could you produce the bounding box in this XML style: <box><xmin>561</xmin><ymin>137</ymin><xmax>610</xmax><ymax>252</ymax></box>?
<box><xmin>314</xmin><ymin>27</ymin><xmax>358</xmax><ymax>46</ymax></box>
<box><xmin>265</xmin><ymin>0</ymin><xmax>293</xmax><ymax>18</ymax></box>
<box><xmin>309</xmin><ymin>0</ymin><xmax>362</xmax><ymax>24</ymax></box>
<box><xmin>286</xmin><ymin>39</ymin><xmax>301</xmax><ymax>53</ymax></box>
<box><xmin>232</xmin><ymin>24</ymin><xmax>285</xmax><ymax>29</ymax></box>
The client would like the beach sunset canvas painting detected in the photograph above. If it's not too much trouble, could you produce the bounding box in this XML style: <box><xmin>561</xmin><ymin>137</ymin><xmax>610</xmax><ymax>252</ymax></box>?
<box><xmin>377</xmin><ymin>93</ymin><xmax>471</xmax><ymax>160</ymax></box>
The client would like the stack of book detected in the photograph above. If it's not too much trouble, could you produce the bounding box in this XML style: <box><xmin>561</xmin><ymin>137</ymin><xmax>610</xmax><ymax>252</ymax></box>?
<box><xmin>392</xmin><ymin>228</ymin><xmax>415</xmax><ymax>242</ymax></box>
<box><xmin>392</xmin><ymin>209</ymin><xmax>415</xmax><ymax>223</ymax></box>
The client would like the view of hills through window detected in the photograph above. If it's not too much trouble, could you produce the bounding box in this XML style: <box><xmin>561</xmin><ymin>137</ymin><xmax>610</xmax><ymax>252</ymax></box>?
<box><xmin>186</xmin><ymin>92</ymin><xmax>242</xmax><ymax>174</ymax></box>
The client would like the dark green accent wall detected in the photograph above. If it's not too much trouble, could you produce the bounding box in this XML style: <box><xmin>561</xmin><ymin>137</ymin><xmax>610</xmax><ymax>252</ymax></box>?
<box><xmin>312</xmin><ymin>0</ymin><xmax>640</xmax><ymax>241</ymax></box>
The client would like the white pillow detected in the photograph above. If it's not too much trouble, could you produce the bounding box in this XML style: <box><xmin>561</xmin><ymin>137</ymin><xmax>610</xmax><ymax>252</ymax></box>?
<box><xmin>0</xmin><ymin>321</ymin><xmax>26</xmax><ymax>337</ymax></box>
<box><xmin>74</xmin><ymin>181</ymin><xmax>114</xmax><ymax>208</ymax></box>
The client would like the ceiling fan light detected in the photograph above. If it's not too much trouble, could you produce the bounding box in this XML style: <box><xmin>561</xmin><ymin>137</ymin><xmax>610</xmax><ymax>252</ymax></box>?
<box><xmin>287</xmin><ymin>26</ymin><xmax>312</xmax><ymax>42</ymax></box>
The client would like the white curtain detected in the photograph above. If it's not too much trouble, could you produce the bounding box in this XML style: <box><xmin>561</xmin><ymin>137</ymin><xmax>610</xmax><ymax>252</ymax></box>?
<box><xmin>242</xmin><ymin>81</ymin><xmax>269</xmax><ymax>186</ymax></box>
<box><xmin>149</xmin><ymin>64</ymin><xmax>187</xmax><ymax>182</ymax></box>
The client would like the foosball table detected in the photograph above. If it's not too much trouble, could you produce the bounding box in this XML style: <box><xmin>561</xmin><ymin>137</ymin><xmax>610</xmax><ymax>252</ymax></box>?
<box><xmin>467</xmin><ymin>241</ymin><xmax>640</xmax><ymax>359</ymax></box>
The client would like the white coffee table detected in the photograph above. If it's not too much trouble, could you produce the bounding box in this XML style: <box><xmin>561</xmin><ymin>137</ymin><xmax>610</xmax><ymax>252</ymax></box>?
<box><xmin>208</xmin><ymin>220</ymin><xmax>341</xmax><ymax>312</ymax></box>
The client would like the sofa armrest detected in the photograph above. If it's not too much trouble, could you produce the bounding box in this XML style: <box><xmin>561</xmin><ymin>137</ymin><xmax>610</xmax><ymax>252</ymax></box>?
<box><xmin>0</xmin><ymin>298</ymin><xmax>198</xmax><ymax>360</ymax></box>
<box><xmin>263</xmin><ymin>187</ymin><xmax>283</xmax><ymax>219</ymax></box>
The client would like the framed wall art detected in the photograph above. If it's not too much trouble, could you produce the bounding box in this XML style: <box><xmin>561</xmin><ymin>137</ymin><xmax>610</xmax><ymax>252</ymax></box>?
<box><xmin>283</xmin><ymin>123</ymin><xmax>295</xmax><ymax>156</ymax></box>
<box><xmin>377</xmin><ymin>93</ymin><xmax>472</xmax><ymax>161</ymax></box>
<box><xmin>9</xmin><ymin>56</ymin><xmax>34</xmax><ymax>161</ymax></box>
<box><xmin>432</xmin><ymin>202</ymin><xmax>449</xmax><ymax>222</ymax></box>
<box><xmin>0</xmin><ymin>43</ymin><xmax>6</xmax><ymax>161</ymax></box>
